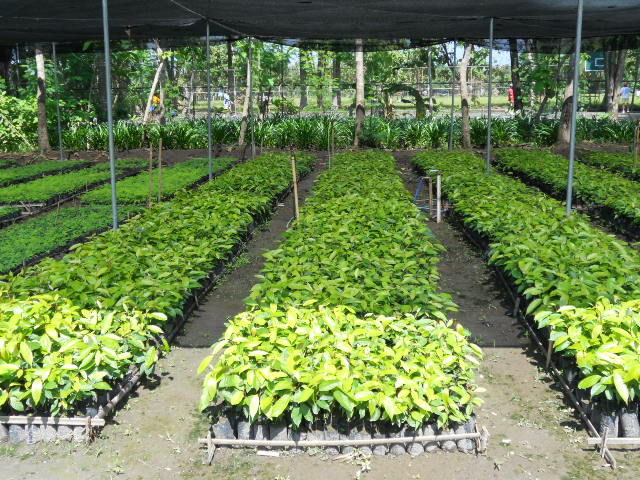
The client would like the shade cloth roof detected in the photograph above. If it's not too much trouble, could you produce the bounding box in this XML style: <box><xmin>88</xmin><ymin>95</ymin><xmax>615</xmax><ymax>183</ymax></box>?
<box><xmin>1</xmin><ymin>1</ymin><xmax>639</xmax><ymax>47</ymax></box>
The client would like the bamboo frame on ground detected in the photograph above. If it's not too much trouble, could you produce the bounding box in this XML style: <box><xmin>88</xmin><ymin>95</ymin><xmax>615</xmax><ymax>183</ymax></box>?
<box><xmin>198</xmin><ymin>428</ymin><xmax>490</xmax><ymax>465</ymax></box>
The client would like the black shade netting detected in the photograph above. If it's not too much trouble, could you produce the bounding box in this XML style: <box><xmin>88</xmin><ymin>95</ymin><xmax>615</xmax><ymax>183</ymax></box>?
<box><xmin>1</xmin><ymin>0</ymin><xmax>640</xmax><ymax>49</ymax></box>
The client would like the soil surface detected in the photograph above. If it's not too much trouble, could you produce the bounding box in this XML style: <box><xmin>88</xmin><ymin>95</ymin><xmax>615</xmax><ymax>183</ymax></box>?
<box><xmin>3</xmin><ymin>149</ymin><xmax>640</xmax><ymax>480</ymax></box>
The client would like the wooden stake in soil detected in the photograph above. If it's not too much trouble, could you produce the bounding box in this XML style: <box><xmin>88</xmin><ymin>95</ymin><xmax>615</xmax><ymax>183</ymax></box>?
<box><xmin>290</xmin><ymin>149</ymin><xmax>300</xmax><ymax>220</ymax></box>
<box><xmin>157</xmin><ymin>138</ymin><xmax>164</xmax><ymax>202</ymax></box>
<box><xmin>633</xmin><ymin>123</ymin><xmax>639</xmax><ymax>169</ymax></box>
<box><xmin>601</xmin><ymin>426</ymin><xmax>609</xmax><ymax>459</ymax></box>
<box><xmin>436</xmin><ymin>172</ymin><xmax>442</xmax><ymax>223</ymax></box>
<box><xmin>428</xmin><ymin>176</ymin><xmax>433</xmax><ymax>218</ymax></box>
<box><xmin>148</xmin><ymin>142</ymin><xmax>154</xmax><ymax>206</ymax></box>
<box><xmin>545</xmin><ymin>337</ymin><xmax>554</xmax><ymax>370</ymax></box>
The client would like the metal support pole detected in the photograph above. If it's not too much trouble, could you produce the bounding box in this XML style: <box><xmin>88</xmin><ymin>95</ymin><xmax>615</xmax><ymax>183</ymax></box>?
<box><xmin>101</xmin><ymin>0</ymin><xmax>118</xmax><ymax>230</ymax></box>
<box><xmin>566</xmin><ymin>0</ymin><xmax>584</xmax><ymax>217</ymax></box>
<box><xmin>51</xmin><ymin>43</ymin><xmax>64</xmax><ymax>161</ymax></box>
<box><xmin>249</xmin><ymin>39</ymin><xmax>255</xmax><ymax>160</ymax></box>
<box><xmin>206</xmin><ymin>22</ymin><xmax>213</xmax><ymax>181</ymax></box>
<box><xmin>448</xmin><ymin>41</ymin><xmax>457</xmax><ymax>151</ymax></box>
<box><xmin>427</xmin><ymin>49</ymin><xmax>433</xmax><ymax>119</ymax></box>
<box><xmin>486</xmin><ymin>18</ymin><xmax>494</xmax><ymax>173</ymax></box>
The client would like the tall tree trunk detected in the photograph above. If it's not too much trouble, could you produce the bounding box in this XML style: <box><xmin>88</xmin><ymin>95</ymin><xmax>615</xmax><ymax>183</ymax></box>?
<box><xmin>509</xmin><ymin>39</ymin><xmax>523</xmax><ymax>112</ymax></box>
<box><xmin>333</xmin><ymin>56</ymin><xmax>341</xmax><ymax>107</ymax></box>
<box><xmin>0</xmin><ymin>47</ymin><xmax>11</xmax><ymax>89</ymax></box>
<box><xmin>238</xmin><ymin>40</ymin><xmax>253</xmax><ymax>152</ymax></box>
<box><xmin>186</xmin><ymin>70</ymin><xmax>196</xmax><ymax>118</ymax></box>
<box><xmin>142</xmin><ymin>43</ymin><xmax>165</xmax><ymax>125</ymax></box>
<box><xmin>316</xmin><ymin>54</ymin><xmax>325</xmax><ymax>111</ymax></box>
<box><xmin>354</xmin><ymin>39</ymin><xmax>365</xmax><ymax>147</ymax></box>
<box><xmin>556</xmin><ymin>54</ymin><xmax>575</xmax><ymax>148</ymax></box>
<box><xmin>603</xmin><ymin>39</ymin><xmax>629</xmax><ymax>118</ymax></box>
<box><xmin>460</xmin><ymin>44</ymin><xmax>473</xmax><ymax>150</ymax></box>
<box><xmin>226</xmin><ymin>40</ymin><xmax>236</xmax><ymax>113</ymax></box>
<box><xmin>35</xmin><ymin>44</ymin><xmax>50</xmax><ymax>153</ymax></box>
<box><xmin>632</xmin><ymin>52</ymin><xmax>640</xmax><ymax>110</ymax></box>
<box><xmin>299</xmin><ymin>50</ymin><xmax>308</xmax><ymax>109</ymax></box>
<box><xmin>536</xmin><ymin>54</ymin><xmax>568</xmax><ymax>121</ymax></box>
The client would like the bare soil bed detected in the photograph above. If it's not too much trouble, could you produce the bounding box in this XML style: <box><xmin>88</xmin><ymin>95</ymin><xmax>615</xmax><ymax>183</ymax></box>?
<box><xmin>2</xmin><ymin>150</ymin><xmax>640</xmax><ymax>480</ymax></box>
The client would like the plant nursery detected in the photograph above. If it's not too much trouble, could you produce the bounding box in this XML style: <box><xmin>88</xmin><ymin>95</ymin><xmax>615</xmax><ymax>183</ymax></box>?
<box><xmin>1</xmin><ymin>1</ymin><xmax>640</xmax><ymax>479</ymax></box>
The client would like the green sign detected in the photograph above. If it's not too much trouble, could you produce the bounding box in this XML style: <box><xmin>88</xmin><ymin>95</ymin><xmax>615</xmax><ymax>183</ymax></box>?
<box><xmin>585</xmin><ymin>52</ymin><xmax>605</xmax><ymax>72</ymax></box>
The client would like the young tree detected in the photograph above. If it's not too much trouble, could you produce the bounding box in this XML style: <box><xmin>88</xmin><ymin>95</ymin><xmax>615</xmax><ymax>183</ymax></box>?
<box><xmin>354</xmin><ymin>39</ymin><xmax>365</xmax><ymax>147</ymax></box>
<box><xmin>460</xmin><ymin>44</ymin><xmax>473</xmax><ymax>149</ymax></box>
<box><xmin>299</xmin><ymin>49</ymin><xmax>308</xmax><ymax>109</ymax></box>
<box><xmin>333</xmin><ymin>55</ymin><xmax>341</xmax><ymax>107</ymax></box>
<box><xmin>227</xmin><ymin>40</ymin><xmax>236</xmax><ymax>113</ymax></box>
<box><xmin>556</xmin><ymin>54</ymin><xmax>575</xmax><ymax>148</ymax></box>
<box><xmin>509</xmin><ymin>39</ymin><xmax>523</xmax><ymax>112</ymax></box>
<box><xmin>238</xmin><ymin>40</ymin><xmax>253</xmax><ymax>153</ymax></box>
<box><xmin>34</xmin><ymin>44</ymin><xmax>50</xmax><ymax>153</ymax></box>
<box><xmin>603</xmin><ymin>38</ymin><xmax>630</xmax><ymax>118</ymax></box>
<box><xmin>316</xmin><ymin>53</ymin><xmax>325</xmax><ymax>110</ymax></box>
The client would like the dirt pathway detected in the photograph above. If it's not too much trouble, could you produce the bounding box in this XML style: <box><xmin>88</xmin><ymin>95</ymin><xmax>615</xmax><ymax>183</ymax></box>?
<box><xmin>3</xmin><ymin>150</ymin><xmax>639</xmax><ymax>480</ymax></box>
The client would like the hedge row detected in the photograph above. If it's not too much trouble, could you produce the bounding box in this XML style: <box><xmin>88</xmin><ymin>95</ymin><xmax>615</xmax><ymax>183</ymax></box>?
<box><xmin>0</xmin><ymin>159</ymin><xmax>146</xmax><ymax>204</ymax></box>
<box><xmin>414</xmin><ymin>150</ymin><xmax>640</xmax><ymax>405</ymax></box>
<box><xmin>580</xmin><ymin>151</ymin><xmax>640</xmax><ymax>180</ymax></box>
<box><xmin>0</xmin><ymin>159</ymin><xmax>90</xmax><ymax>187</ymax></box>
<box><xmin>495</xmin><ymin>148</ymin><xmax>640</xmax><ymax>229</ymax></box>
<box><xmin>80</xmin><ymin>157</ymin><xmax>235</xmax><ymax>205</ymax></box>
<box><xmin>200</xmin><ymin>151</ymin><xmax>483</xmax><ymax>429</ymax></box>
<box><xmin>0</xmin><ymin>152</ymin><xmax>314</xmax><ymax>415</ymax></box>
<box><xmin>0</xmin><ymin>206</ymin><xmax>141</xmax><ymax>273</ymax></box>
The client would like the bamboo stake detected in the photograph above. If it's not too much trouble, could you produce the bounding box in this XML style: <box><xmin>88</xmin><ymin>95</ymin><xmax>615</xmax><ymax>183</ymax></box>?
<box><xmin>428</xmin><ymin>176</ymin><xmax>433</xmax><ymax>218</ymax></box>
<box><xmin>148</xmin><ymin>142</ymin><xmax>154</xmax><ymax>206</ymax></box>
<box><xmin>436</xmin><ymin>172</ymin><xmax>442</xmax><ymax>223</ymax></box>
<box><xmin>198</xmin><ymin>431</ymin><xmax>483</xmax><ymax>448</ymax></box>
<box><xmin>587</xmin><ymin>437</ymin><xmax>640</xmax><ymax>446</ymax></box>
<box><xmin>600</xmin><ymin>426</ymin><xmax>609</xmax><ymax>458</ymax></box>
<box><xmin>633</xmin><ymin>123</ymin><xmax>639</xmax><ymax>169</ymax></box>
<box><xmin>0</xmin><ymin>416</ymin><xmax>105</xmax><ymax>427</ymax></box>
<box><xmin>157</xmin><ymin>138</ymin><xmax>163</xmax><ymax>202</ymax></box>
<box><xmin>545</xmin><ymin>338</ymin><xmax>554</xmax><ymax>370</ymax></box>
<box><xmin>290</xmin><ymin>148</ymin><xmax>300</xmax><ymax>220</ymax></box>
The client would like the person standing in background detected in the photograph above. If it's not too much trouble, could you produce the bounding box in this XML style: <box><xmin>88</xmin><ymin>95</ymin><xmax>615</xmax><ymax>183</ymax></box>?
<box><xmin>508</xmin><ymin>84</ymin><xmax>515</xmax><ymax>112</ymax></box>
<box><xmin>621</xmin><ymin>82</ymin><xmax>631</xmax><ymax>113</ymax></box>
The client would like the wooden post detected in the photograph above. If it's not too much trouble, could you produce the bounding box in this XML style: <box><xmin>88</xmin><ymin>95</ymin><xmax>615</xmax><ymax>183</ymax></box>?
<box><xmin>436</xmin><ymin>172</ymin><xmax>442</xmax><ymax>223</ymax></box>
<box><xmin>633</xmin><ymin>123</ymin><xmax>639</xmax><ymax>169</ymax></box>
<box><xmin>546</xmin><ymin>338</ymin><xmax>554</xmax><ymax>369</ymax></box>
<box><xmin>428</xmin><ymin>176</ymin><xmax>433</xmax><ymax>218</ymax></box>
<box><xmin>148</xmin><ymin>142</ymin><xmax>154</xmax><ymax>206</ymax></box>
<box><xmin>290</xmin><ymin>148</ymin><xmax>300</xmax><ymax>220</ymax></box>
<box><xmin>157</xmin><ymin>138</ymin><xmax>163</xmax><ymax>202</ymax></box>
<box><xmin>601</xmin><ymin>426</ymin><xmax>609</xmax><ymax>459</ymax></box>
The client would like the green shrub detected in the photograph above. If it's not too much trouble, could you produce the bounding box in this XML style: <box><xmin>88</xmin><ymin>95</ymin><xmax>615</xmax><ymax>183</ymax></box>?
<box><xmin>496</xmin><ymin>148</ymin><xmax>640</xmax><ymax>228</ymax></box>
<box><xmin>0</xmin><ymin>159</ymin><xmax>145</xmax><ymax>204</ymax></box>
<box><xmin>414</xmin><ymin>150</ymin><xmax>640</xmax><ymax>405</ymax></box>
<box><xmin>81</xmin><ymin>157</ymin><xmax>235</xmax><ymax>204</ymax></box>
<box><xmin>0</xmin><ymin>206</ymin><xmax>140</xmax><ymax>273</ymax></box>
<box><xmin>200</xmin><ymin>151</ymin><xmax>482</xmax><ymax>429</ymax></box>
<box><xmin>0</xmin><ymin>152</ymin><xmax>313</xmax><ymax>415</ymax></box>
<box><xmin>0</xmin><ymin>159</ymin><xmax>90</xmax><ymax>187</ymax></box>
